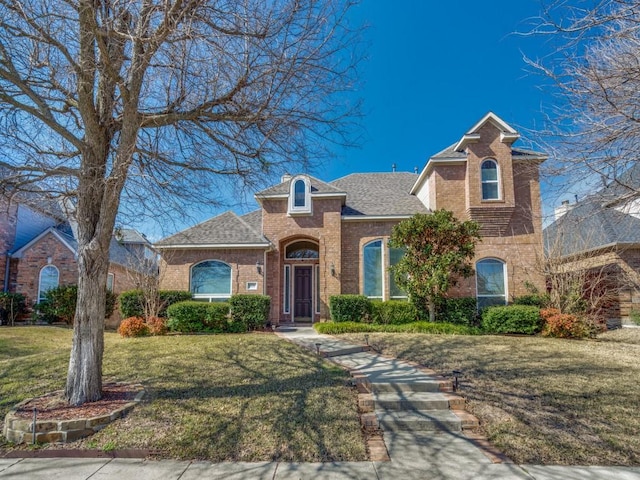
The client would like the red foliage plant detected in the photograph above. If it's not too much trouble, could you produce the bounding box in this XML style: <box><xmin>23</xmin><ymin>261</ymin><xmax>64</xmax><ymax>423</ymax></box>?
<box><xmin>117</xmin><ymin>317</ymin><xmax>149</xmax><ymax>338</ymax></box>
<box><xmin>145</xmin><ymin>316</ymin><xmax>168</xmax><ymax>336</ymax></box>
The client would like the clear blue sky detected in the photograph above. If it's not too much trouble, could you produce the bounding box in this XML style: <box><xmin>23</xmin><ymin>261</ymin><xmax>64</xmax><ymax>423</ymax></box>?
<box><xmin>146</xmin><ymin>1</ymin><xmax>561</xmax><ymax>239</ymax></box>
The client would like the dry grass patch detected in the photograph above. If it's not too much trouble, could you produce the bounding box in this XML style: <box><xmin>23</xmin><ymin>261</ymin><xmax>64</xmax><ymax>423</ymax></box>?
<box><xmin>341</xmin><ymin>331</ymin><xmax>640</xmax><ymax>466</ymax></box>
<box><xmin>0</xmin><ymin>327</ymin><xmax>366</xmax><ymax>462</ymax></box>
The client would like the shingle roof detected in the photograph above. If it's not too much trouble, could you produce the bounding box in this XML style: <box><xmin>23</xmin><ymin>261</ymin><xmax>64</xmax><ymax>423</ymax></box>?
<box><xmin>256</xmin><ymin>175</ymin><xmax>346</xmax><ymax>196</ymax></box>
<box><xmin>155</xmin><ymin>211</ymin><xmax>268</xmax><ymax>247</ymax></box>
<box><xmin>331</xmin><ymin>172</ymin><xmax>429</xmax><ymax>216</ymax></box>
<box><xmin>116</xmin><ymin>228</ymin><xmax>150</xmax><ymax>245</ymax></box>
<box><xmin>428</xmin><ymin>144</ymin><xmax>545</xmax><ymax>162</ymax></box>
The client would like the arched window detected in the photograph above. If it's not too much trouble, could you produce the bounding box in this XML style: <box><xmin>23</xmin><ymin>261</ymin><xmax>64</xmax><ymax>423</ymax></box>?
<box><xmin>476</xmin><ymin>258</ymin><xmax>506</xmax><ymax>309</ymax></box>
<box><xmin>363</xmin><ymin>240</ymin><xmax>383</xmax><ymax>298</ymax></box>
<box><xmin>38</xmin><ymin>265</ymin><xmax>59</xmax><ymax>303</ymax></box>
<box><xmin>191</xmin><ymin>260</ymin><xmax>232</xmax><ymax>300</ymax></box>
<box><xmin>481</xmin><ymin>160</ymin><xmax>500</xmax><ymax>200</ymax></box>
<box><xmin>294</xmin><ymin>179</ymin><xmax>306</xmax><ymax>207</ymax></box>
<box><xmin>288</xmin><ymin>176</ymin><xmax>312</xmax><ymax>214</ymax></box>
<box><xmin>285</xmin><ymin>240</ymin><xmax>319</xmax><ymax>259</ymax></box>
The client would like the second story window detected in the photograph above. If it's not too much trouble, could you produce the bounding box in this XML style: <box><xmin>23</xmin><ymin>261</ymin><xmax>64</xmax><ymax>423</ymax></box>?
<box><xmin>294</xmin><ymin>179</ymin><xmax>306</xmax><ymax>207</ymax></box>
<box><xmin>481</xmin><ymin>160</ymin><xmax>500</xmax><ymax>200</ymax></box>
<box><xmin>288</xmin><ymin>175</ymin><xmax>312</xmax><ymax>215</ymax></box>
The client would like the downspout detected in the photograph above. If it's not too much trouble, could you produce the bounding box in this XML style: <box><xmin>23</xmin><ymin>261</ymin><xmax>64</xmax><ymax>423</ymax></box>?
<box><xmin>3</xmin><ymin>251</ymin><xmax>10</xmax><ymax>292</ymax></box>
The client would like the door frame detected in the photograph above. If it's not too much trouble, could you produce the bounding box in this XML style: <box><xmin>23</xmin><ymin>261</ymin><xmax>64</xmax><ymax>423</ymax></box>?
<box><xmin>293</xmin><ymin>264</ymin><xmax>314</xmax><ymax>322</ymax></box>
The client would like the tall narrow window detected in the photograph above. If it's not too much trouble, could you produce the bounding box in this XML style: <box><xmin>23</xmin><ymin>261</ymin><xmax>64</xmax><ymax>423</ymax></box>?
<box><xmin>315</xmin><ymin>264</ymin><xmax>321</xmax><ymax>314</ymax></box>
<box><xmin>389</xmin><ymin>247</ymin><xmax>406</xmax><ymax>298</ymax></box>
<box><xmin>476</xmin><ymin>258</ymin><xmax>506</xmax><ymax>309</ymax></box>
<box><xmin>191</xmin><ymin>260</ymin><xmax>232</xmax><ymax>300</ymax></box>
<box><xmin>294</xmin><ymin>179</ymin><xmax>306</xmax><ymax>207</ymax></box>
<box><xmin>283</xmin><ymin>265</ymin><xmax>291</xmax><ymax>313</ymax></box>
<box><xmin>481</xmin><ymin>160</ymin><xmax>499</xmax><ymax>200</ymax></box>
<box><xmin>288</xmin><ymin>176</ymin><xmax>312</xmax><ymax>214</ymax></box>
<box><xmin>363</xmin><ymin>240</ymin><xmax>383</xmax><ymax>298</ymax></box>
<box><xmin>106</xmin><ymin>273</ymin><xmax>114</xmax><ymax>292</ymax></box>
<box><xmin>38</xmin><ymin>265</ymin><xmax>59</xmax><ymax>303</ymax></box>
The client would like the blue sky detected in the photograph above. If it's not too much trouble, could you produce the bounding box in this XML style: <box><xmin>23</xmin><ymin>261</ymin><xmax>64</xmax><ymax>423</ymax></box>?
<box><xmin>146</xmin><ymin>1</ymin><xmax>563</xmax><ymax>239</ymax></box>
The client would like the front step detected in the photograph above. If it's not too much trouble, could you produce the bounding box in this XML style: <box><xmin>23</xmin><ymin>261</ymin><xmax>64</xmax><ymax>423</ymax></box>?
<box><xmin>376</xmin><ymin>409</ymin><xmax>462</xmax><ymax>432</ymax></box>
<box><xmin>373</xmin><ymin>391</ymin><xmax>459</xmax><ymax>411</ymax></box>
<box><xmin>369</xmin><ymin>379</ymin><xmax>449</xmax><ymax>393</ymax></box>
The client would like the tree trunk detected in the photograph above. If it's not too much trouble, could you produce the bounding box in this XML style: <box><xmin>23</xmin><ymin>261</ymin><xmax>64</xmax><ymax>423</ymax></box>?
<box><xmin>428</xmin><ymin>298</ymin><xmax>436</xmax><ymax>323</ymax></box>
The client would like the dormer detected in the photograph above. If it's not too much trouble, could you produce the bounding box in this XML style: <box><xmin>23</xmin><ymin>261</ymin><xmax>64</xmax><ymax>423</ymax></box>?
<box><xmin>288</xmin><ymin>175</ymin><xmax>312</xmax><ymax>216</ymax></box>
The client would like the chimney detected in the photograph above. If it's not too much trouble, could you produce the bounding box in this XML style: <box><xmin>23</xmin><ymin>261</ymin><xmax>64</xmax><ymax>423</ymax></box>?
<box><xmin>281</xmin><ymin>173</ymin><xmax>292</xmax><ymax>183</ymax></box>
<box><xmin>414</xmin><ymin>166</ymin><xmax>418</xmax><ymax>174</ymax></box>
<box><xmin>391</xmin><ymin>163</ymin><xmax>396</xmax><ymax>173</ymax></box>
<box><xmin>554</xmin><ymin>200</ymin><xmax>574</xmax><ymax>220</ymax></box>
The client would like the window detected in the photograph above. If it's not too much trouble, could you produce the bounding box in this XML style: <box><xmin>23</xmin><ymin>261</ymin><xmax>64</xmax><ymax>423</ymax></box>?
<box><xmin>288</xmin><ymin>176</ymin><xmax>312</xmax><ymax>215</ymax></box>
<box><xmin>481</xmin><ymin>160</ymin><xmax>500</xmax><ymax>200</ymax></box>
<box><xmin>106</xmin><ymin>273</ymin><xmax>114</xmax><ymax>292</ymax></box>
<box><xmin>246</xmin><ymin>282</ymin><xmax>258</xmax><ymax>291</ymax></box>
<box><xmin>191</xmin><ymin>260</ymin><xmax>232</xmax><ymax>300</ymax></box>
<box><xmin>389</xmin><ymin>247</ymin><xmax>406</xmax><ymax>298</ymax></box>
<box><xmin>363</xmin><ymin>240</ymin><xmax>383</xmax><ymax>298</ymax></box>
<box><xmin>476</xmin><ymin>258</ymin><xmax>507</xmax><ymax>309</ymax></box>
<box><xmin>315</xmin><ymin>264</ymin><xmax>321</xmax><ymax>314</ymax></box>
<box><xmin>285</xmin><ymin>240</ymin><xmax>319</xmax><ymax>259</ymax></box>
<box><xmin>38</xmin><ymin>265</ymin><xmax>59</xmax><ymax>303</ymax></box>
<box><xmin>283</xmin><ymin>265</ymin><xmax>291</xmax><ymax>313</ymax></box>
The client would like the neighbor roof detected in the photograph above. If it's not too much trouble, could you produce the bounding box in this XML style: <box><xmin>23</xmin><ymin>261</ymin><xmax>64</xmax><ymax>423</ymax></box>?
<box><xmin>155</xmin><ymin>211</ymin><xmax>269</xmax><ymax>248</ymax></box>
<box><xmin>331</xmin><ymin>172</ymin><xmax>429</xmax><ymax>216</ymax></box>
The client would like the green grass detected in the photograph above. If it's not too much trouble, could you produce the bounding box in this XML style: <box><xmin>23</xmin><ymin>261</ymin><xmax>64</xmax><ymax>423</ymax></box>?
<box><xmin>0</xmin><ymin>327</ymin><xmax>366</xmax><ymax>462</ymax></box>
<box><xmin>339</xmin><ymin>329</ymin><xmax>640</xmax><ymax>466</ymax></box>
<box><xmin>314</xmin><ymin>321</ymin><xmax>480</xmax><ymax>335</ymax></box>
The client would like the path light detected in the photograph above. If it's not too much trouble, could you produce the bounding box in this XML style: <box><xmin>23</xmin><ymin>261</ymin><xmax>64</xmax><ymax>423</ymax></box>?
<box><xmin>452</xmin><ymin>370</ymin><xmax>462</xmax><ymax>391</ymax></box>
<box><xmin>364</xmin><ymin>334</ymin><xmax>369</xmax><ymax>346</ymax></box>
<box><xmin>315</xmin><ymin>343</ymin><xmax>322</xmax><ymax>355</ymax></box>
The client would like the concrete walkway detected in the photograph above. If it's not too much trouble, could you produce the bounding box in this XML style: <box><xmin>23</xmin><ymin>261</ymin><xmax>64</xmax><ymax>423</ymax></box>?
<box><xmin>1</xmin><ymin>326</ymin><xmax>639</xmax><ymax>480</ymax></box>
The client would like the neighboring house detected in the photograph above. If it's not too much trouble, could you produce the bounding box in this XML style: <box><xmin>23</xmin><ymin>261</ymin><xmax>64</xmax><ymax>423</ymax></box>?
<box><xmin>0</xmin><ymin>189</ymin><xmax>155</xmax><ymax>325</ymax></box>
<box><xmin>157</xmin><ymin>112</ymin><xmax>547</xmax><ymax>324</ymax></box>
<box><xmin>544</xmin><ymin>164</ymin><xmax>640</xmax><ymax>327</ymax></box>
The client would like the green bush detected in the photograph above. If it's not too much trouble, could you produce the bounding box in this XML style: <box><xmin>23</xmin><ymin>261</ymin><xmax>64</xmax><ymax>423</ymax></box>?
<box><xmin>118</xmin><ymin>289</ymin><xmax>192</xmax><ymax>318</ymax></box>
<box><xmin>437</xmin><ymin>297</ymin><xmax>478</xmax><ymax>326</ymax></box>
<box><xmin>166</xmin><ymin>301</ymin><xmax>231</xmax><ymax>333</ymax></box>
<box><xmin>35</xmin><ymin>285</ymin><xmax>116</xmax><ymax>325</ymax></box>
<box><xmin>0</xmin><ymin>292</ymin><xmax>26</xmax><ymax>325</ymax></box>
<box><xmin>314</xmin><ymin>320</ymin><xmax>480</xmax><ymax>335</ymax></box>
<box><xmin>630</xmin><ymin>308</ymin><xmax>640</xmax><ymax>326</ymax></box>
<box><xmin>329</xmin><ymin>295</ymin><xmax>371</xmax><ymax>322</ymax></box>
<box><xmin>371</xmin><ymin>300</ymin><xmax>418</xmax><ymax>325</ymax></box>
<box><xmin>512</xmin><ymin>294</ymin><xmax>550</xmax><ymax>308</ymax></box>
<box><xmin>229</xmin><ymin>295</ymin><xmax>270</xmax><ymax>331</ymax></box>
<box><xmin>481</xmin><ymin>305</ymin><xmax>542</xmax><ymax>335</ymax></box>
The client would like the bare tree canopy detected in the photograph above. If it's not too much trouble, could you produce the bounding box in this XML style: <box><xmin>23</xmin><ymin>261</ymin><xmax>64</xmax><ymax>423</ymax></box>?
<box><xmin>0</xmin><ymin>0</ymin><xmax>361</xmax><ymax>405</ymax></box>
<box><xmin>526</xmin><ymin>0</ymin><xmax>640</xmax><ymax>197</ymax></box>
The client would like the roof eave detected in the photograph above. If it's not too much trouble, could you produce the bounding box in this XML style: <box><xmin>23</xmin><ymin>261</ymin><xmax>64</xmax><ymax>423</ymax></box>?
<box><xmin>156</xmin><ymin>243</ymin><xmax>271</xmax><ymax>250</ymax></box>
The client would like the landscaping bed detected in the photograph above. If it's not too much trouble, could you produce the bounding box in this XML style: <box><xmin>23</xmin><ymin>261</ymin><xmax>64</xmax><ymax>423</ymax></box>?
<box><xmin>0</xmin><ymin>327</ymin><xmax>366</xmax><ymax>462</ymax></box>
<box><xmin>339</xmin><ymin>330</ymin><xmax>640</xmax><ymax>466</ymax></box>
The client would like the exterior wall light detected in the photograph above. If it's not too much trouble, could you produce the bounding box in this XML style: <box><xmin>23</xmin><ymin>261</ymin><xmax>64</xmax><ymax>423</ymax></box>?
<box><xmin>330</xmin><ymin>263</ymin><xmax>336</xmax><ymax>277</ymax></box>
<box><xmin>256</xmin><ymin>261</ymin><xmax>262</xmax><ymax>275</ymax></box>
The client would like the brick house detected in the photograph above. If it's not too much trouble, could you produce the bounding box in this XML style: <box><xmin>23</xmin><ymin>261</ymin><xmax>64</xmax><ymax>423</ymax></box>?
<box><xmin>157</xmin><ymin>112</ymin><xmax>547</xmax><ymax>324</ymax></box>
<box><xmin>1</xmin><ymin>191</ymin><xmax>154</xmax><ymax>325</ymax></box>
<box><xmin>544</xmin><ymin>164</ymin><xmax>640</xmax><ymax>327</ymax></box>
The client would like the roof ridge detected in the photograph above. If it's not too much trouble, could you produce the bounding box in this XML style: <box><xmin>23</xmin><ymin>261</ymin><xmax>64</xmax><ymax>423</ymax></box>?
<box><xmin>233</xmin><ymin>210</ymin><xmax>268</xmax><ymax>242</ymax></box>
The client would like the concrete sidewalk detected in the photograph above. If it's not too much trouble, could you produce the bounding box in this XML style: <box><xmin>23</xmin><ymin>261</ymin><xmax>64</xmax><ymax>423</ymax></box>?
<box><xmin>2</xmin><ymin>326</ymin><xmax>639</xmax><ymax>479</ymax></box>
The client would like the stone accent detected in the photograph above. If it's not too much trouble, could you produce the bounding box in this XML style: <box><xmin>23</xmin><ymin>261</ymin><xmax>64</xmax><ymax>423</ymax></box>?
<box><xmin>3</xmin><ymin>385</ymin><xmax>145</xmax><ymax>445</ymax></box>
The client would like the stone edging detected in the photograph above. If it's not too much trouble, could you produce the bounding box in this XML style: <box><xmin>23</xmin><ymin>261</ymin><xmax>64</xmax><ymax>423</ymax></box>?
<box><xmin>3</xmin><ymin>383</ymin><xmax>145</xmax><ymax>445</ymax></box>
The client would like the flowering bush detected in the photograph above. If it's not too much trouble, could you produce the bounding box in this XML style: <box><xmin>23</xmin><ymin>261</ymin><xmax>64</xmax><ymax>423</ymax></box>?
<box><xmin>542</xmin><ymin>311</ymin><xmax>588</xmax><ymax>338</ymax></box>
<box><xmin>540</xmin><ymin>308</ymin><xmax>561</xmax><ymax>321</ymax></box>
<box><xmin>146</xmin><ymin>316</ymin><xmax>168</xmax><ymax>336</ymax></box>
<box><xmin>118</xmin><ymin>317</ymin><xmax>149</xmax><ymax>338</ymax></box>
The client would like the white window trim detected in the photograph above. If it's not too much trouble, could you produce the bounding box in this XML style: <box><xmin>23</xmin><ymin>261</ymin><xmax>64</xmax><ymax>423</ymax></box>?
<box><xmin>107</xmin><ymin>273</ymin><xmax>115</xmax><ymax>292</ymax></box>
<box><xmin>38</xmin><ymin>265</ymin><xmax>59</xmax><ymax>303</ymax></box>
<box><xmin>363</xmin><ymin>239</ymin><xmax>384</xmax><ymax>300</ymax></box>
<box><xmin>190</xmin><ymin>259</ymin><xmax>232</xmax><ymax>301</ymax></box>
<box><xmin>475</xmin><ymin>258</ymin><xmax>508</xmax><ymax>306</ymax></box>
<box><xmin>246</xmin><ymin>281</ymin><xmax>258</xmax><ymax>291</ymax></box>
<box><xmin>288</xmin><ymin>176</ymin><xmax>312</xmax><ymax>215</ymax></box>
<box><xmin>284</xmin><ymin>238</ymin><xmax>319</xmax><ymax>260</ymax></box>
<box><xmin>480</xmin><ymin>159</ymin><xmax>501</xmax><ymax>201</ymax></box>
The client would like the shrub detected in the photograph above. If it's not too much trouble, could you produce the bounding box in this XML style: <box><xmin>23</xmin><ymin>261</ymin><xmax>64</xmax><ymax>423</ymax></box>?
<box><xmin>541</xmin><ymin>312</ymin><xmax>589</xmax><ymax>338</ymax></box>
<box><xmin>314</xmin><ymin>320</ymin><xmax>480</xmax><ymax>335</ymax></box>
<box><xmin>481</xmin><ymin>305</ymin><xmax>542</xmax><ymax>335</ymax></box>
<box><xmin>118</xmin><ymin>317</ymin><xmax>149</xmax><ymax>337</ymax></box>
<box><xmin>166</xmin><ymin>301</ymin><xmax>231</xmax><ymax>333</ymax></box>
<box><xmin>329</xmin><ymin>295</ymin><xmax>371</xmax><ymax>322</ymax></box>
<box><xmin>0</xmin><ymin>292</ymin><xmax>26</xmax><ymax>325</ymax></box>
<box><xmin>629</xmin><ymin>308</ymin><xmax>640</xmax><ymax>326</ymax></box>
<box><xmin>118</xmin><ymin>289</ymin><xmax>192</xmax><ymax>318</ymax></box>
<box><xmin>36</xmin><ymin>285</ymin><xmax>116</xmax><ymax>325</ymax></box>
<box><xmin>437</xmin><ymin>297</ymin><xmax>478</xmax><ymax>326</ymax></box>
<box><xmin>371</xmin><ymin>300</ymin><xmax>418</xmax><ymax>325</ymax></box>
<box><xmin>229</xmin><ymin>295</ymin><xmax>270</xmax><ymax>331</ymax></box>
<box><xmin>513</xmin><ymin>294</ymin><xmax>550</xmax><ymax>308</ymax></box>
<box><xmin>146</xmin><ymin>316</ymin><xmax>168</xmax><ymax>336</ymax></box>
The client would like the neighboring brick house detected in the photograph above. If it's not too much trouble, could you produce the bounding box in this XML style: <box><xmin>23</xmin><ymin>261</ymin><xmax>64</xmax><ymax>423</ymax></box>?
<box><xmin>157</xmin><ymin>112</ymin><xmax>547</xmax><ymax>324</ymax></box>
<box><xmin>1</xmin><ymin>191</ymin><xmax>155</xmax><ymax>325</ymax></box>
<box><xmin>544</xmin><ymin>164</ymin><xmax>640</xmax><ymax>327</ymax></box>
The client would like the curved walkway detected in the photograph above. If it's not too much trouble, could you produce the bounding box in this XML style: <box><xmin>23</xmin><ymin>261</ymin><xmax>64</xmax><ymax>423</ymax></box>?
<box><xmin>1</xmin><ymin>327</ymin><xmax>639</xmax><ymax>479</ymax></box>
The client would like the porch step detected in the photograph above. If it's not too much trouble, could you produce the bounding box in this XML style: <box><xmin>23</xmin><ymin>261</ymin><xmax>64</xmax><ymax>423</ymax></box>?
<box><xmin>322</xmin><ymin>345</ymin><xmax>369</xmax><ymax>358</ymax></box>
<box><xmin>376</xmin><ymin>409</ymin><xmax>462</xmax><ymax>432</ymax></box>
<box><xmin>373</xmin><ymin>391</ymin><xmax>463</xmax><ymax>411</ymax></box>
<box><xmin>369</xmin><ymin>379</ymin><xmax>449</xmax><ymax>394</ymax></box>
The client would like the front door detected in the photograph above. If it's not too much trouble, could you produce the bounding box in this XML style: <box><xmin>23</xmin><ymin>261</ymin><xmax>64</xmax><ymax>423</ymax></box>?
<box><xmin>294</xmin><ymin>266</ymin><xmax>313</xmax><ymax>322</ymax></box>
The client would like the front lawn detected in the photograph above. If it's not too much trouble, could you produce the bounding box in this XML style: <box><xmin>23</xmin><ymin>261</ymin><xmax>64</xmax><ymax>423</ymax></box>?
<box><xmin>341</xmin><ymin>329</ymin><xmax>640</xmax><ymax>466</ymax></box>
<box><xmin>0</xmin><ymin>327</ymin><xmax>366</xmax><ymax>461</ymax></box>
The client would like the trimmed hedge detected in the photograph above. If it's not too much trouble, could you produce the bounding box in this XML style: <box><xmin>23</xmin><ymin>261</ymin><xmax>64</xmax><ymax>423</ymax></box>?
<box><xmin>166</xmin><ymin>301</ymin><xmax>231</xmax><ymax>333</ymax></box>
<box><xmin>329</xmin><ymin>295</ymin><xmax>371</xmax><ymax>322</ymax></box>
<box><xmin>0</xmin><ymin>292</ymin><xmax>26</xmax><ymax>325</ymax></box>
<box><xmin>229</xmin><ymin>294</ymin><xmax>270</xmax><ymax>331</ymax></box>
<box><xmin>437</xmin><ymin>297</ymin><xmax>478</xmax><ymax>326</ymax></box>
<box><xmin>314</xmin><ymin>321</ymin><xmax>480</xmax><ymax>335</ymax></box>
<box><xmin>119</xmin><ymin>290</ymin><xmax>192</xmax><ymax>318</ymax></box>
<box><xmin>481</xmin><ymin>305</ymin><xmax>542</xmax><ymax>335</ymax></box>
<box><xmin>512</xmin><ymin>294</ymin><xmax>550</xmax><ymax>308</ymax></box>
<box><xmin>36</xmin><ymin>285</ymin><xmax>116</xmax><ymax>325</ymax></box>
<box><xmin>370</xmin><ymin>300</ymin><xmax>418</xmax><ymax>325</ymax></box>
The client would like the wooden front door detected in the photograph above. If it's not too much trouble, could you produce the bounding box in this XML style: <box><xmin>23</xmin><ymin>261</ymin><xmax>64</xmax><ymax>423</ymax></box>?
<box><xmin>294</xmin><ymin>266</ymin><xmax>313</xmax><ymax>322</ymax></box>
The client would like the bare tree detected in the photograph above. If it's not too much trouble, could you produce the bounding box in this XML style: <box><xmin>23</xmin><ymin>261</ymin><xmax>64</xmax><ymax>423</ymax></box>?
<box><xmin>524</xmin><ymin>0</ymin><xmax>640</xmax><ymax>199</ymax></box>
<box><xmin>0</xmin><ymin>0</ymin><xmax>361</xmax><ymax>405</ymax></box>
